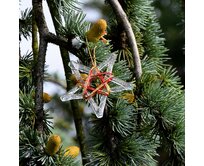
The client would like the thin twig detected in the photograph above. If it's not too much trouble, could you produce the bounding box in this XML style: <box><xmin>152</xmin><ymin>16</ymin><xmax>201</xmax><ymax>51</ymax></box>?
<box><xmin>108</xmin><ymin>0</ymin><xmax>142</xmax><ymax>80</ymax></box>
<box><xmin>32</xmin><ymin>11</ymin><xmax>38</xmax><ymax>62</ymax></box>
<box><xmin>46</xmin><ymin>0</ymin><xmax>88</xmax><ymax>164</ymax></box>
<box><xmin>44</xmin><ymin>78</ymin><xmax>67</xmax><ymax>90</ymax></box>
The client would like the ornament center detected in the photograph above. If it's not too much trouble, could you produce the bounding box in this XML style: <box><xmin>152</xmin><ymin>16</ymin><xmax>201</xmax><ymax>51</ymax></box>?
<box><xmin>82</xmin><ymin>66</ymin><xmax>113</xmax><ymax>99</ymax></box>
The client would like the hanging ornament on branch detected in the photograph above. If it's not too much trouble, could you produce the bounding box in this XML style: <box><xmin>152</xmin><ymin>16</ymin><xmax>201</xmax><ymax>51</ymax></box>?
<box><xmin>60</xmin><ymin>48</ymin><xmax>134</xmax><ymax>118</ymax></box>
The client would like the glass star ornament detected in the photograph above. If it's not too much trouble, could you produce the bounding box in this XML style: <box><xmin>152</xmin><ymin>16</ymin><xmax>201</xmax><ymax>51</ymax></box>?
<box><xmin>60</xmin><ymin>53</ymin><xmax>134</xmax><ymax>118</ymax></box>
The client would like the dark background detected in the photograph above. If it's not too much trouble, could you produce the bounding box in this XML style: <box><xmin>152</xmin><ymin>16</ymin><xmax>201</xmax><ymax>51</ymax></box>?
<box><xmin>153</xmin><ymin>0</ymin><xmax>185</xmax><ymax>87</ymax></box>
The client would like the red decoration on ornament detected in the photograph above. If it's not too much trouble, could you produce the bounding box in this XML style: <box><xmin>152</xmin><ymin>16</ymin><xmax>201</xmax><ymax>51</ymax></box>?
<box><xmin>81</xmin><ymin>66</ymin><xmax>113</xmax><ymax>99</ymax></box>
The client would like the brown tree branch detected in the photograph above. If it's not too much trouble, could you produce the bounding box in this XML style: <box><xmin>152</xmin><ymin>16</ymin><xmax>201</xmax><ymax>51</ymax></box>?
<box><xmin>32</xmin><ymin>0</ymin><xmax>88</xmax><ymax>161</ymax></box>
<box><xmin>108</xmin><ymin>0</ymin><xmax>142</xmax><ymax>80</ymax></box>
<box><xmin>31</xmin><ymin>1</ymin><xmax>63</xmax><ymax>132</ymax></box>
<box><xmin>45</xmin><ymin>32</ymin><xmax>80</xmax><ymax>56</ymax></box>
<box><xmin>32</xmin><ymin>0</ymin><xmax>82</xmax><ymax>132</ymax></box>
<box><xmin>34</xmin><ymin>37</ymin><xmax>47</xmax><ymax>132</ymax></box>
<box><xmin>32</xmin><ymin>0</ymin><xmax>49</xmax><ymax>132</ymax></box>
<box><xmin>32</xmin><ymin>0</ymin><xmax>81</xmax><ymax>56</ymax></box>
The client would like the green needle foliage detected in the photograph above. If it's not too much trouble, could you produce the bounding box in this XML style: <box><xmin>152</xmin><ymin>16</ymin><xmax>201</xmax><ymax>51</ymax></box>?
<box><xmin>19</xmin><ymin>89</ymin><xmax>35</xmax><ymax>128</ymax></box>
<box><xmin>19</xmin><ymin>0</ymin><xmax>184</xmax><ymax>165</ymax></box>
<box><xmin>19</xmin><ymin>8</ymin><xmax>32</xmax><ymax>40</ymax></box>
<box><xmin>108</xmin><ymin>99</ymin><xmax>136</xmax><ymax>137</ymax></box>
<box><xmin>56</xmin><ymin>0</ymin><xmax>90</xmax><ymax>39</ymax></box>
<box><xmin>19</xmin><ymin>52</ymin><xmax>34</xmax><ymax>92</ymax></box>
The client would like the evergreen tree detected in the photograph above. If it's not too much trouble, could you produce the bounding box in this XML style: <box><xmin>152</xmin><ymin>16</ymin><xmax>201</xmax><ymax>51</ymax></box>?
<box><xmin>19</xmin><ymin>0</ymin><xmax>184</xmax><ymax>165</ymax></box>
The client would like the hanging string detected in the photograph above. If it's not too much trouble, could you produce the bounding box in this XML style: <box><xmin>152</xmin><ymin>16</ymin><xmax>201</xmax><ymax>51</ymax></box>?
<box><xmin>79</xmin><ymin>43</ymin><xmax>113</xmax><ymax>99</ymax></box>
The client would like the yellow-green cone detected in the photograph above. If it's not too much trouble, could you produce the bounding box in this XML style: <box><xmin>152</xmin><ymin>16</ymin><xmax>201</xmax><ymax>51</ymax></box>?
<box><xmin>121</xmin><ymin>92</ymin><xmax>135</xmax><ymax>103</ymax></box>
<box><xmin>64</xmin><ymin>146</ymin><xmax>80</xmax><ymax>158</ymax></box>
<box><xmin>86</xmin><ymin>19</ymin><xmax>107</xmax><ymax>43</ymax></box>
<box><xmin>45</xmin><ymin>135</ymin><xmax>61</xmax><ymax>156</ymax></box>
<box><xmin>43</xmin><ymin>92</ymin><xmax>52</xmax><ymax>103</ymax></box>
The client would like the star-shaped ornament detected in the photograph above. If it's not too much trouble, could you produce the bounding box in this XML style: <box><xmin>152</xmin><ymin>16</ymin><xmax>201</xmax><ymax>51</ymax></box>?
<box><xmin>60</xmin><ymin>53</ymin><xmax>134</xmax><ymax>118</ymax></box>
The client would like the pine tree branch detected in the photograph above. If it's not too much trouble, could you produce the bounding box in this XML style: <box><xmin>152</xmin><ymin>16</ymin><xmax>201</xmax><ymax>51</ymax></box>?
<box><xmin>32</xmin><ymin>0</ymin><xmax>49</xmax><ymax>132</ymax></box>
<box><xmin>32</xmin><ymin>0</ymin><xmax>80</xmax><ymax>55</ymax></box>
<box><xmin>34</xmin><ymin>37</ymin><xmax>47</xmax><ymax>132</ymax></box>
<box><xmin>45</xmin><ymin>32</ymin><xmax>80</xmax><ymax>55</ymax></box>
<box><xmin>32</xmin><ymin>0</ymin><xmax>83</xmax><ymax>132</ymax></box>
<box><xmin>108</xmin><ymin>0</ymin><xmax>142</xmax><ymax>80</ymax></box>
<box><xmin>46</xmin><ymin>1</ymin><xmax>88</xmax><ymax>164</ymax></box>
